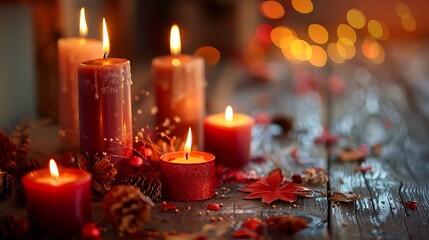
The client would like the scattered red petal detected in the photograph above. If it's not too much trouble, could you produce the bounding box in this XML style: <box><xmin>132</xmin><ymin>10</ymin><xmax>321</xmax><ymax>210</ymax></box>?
<box><xmin>241</xmin><ymin>218</ymin><xmax>264</xmax><ymax>234</ymax></box>
<box><xmin>358</xmin><ymin>144</ymin><xmax>369</xmax><ymax>153</ymax></box>
<box><xmin>220</xmin><ymin>169</ymin><xmax>261</xmax><ymax>184</ymax></box>
<box><xmin>250</xmin><ymin>156</ymin><xmax>268</xmax><ymax>164</ymax></box>
<box><xmin>207</xmin><ymin>203</ymin><xmax>221</xmax><ymax>211</ymax></box>
<box><xmin>291</xmin><ymin>149</ymin><xmax>299</xmax><ymax>158</ymax></box>
<box><xmin>232</xmin><ymin>228</ymin><xmax>260</xmax><ymax>239</ymax></box>
<box><xmin>404</xmin><ymin>201</ymin><xmax>418</xmax><ymax>210</ymax></box>
<box><xmin>355</xmin><ymin>165</ymin><xmax>373</xmax><ymax>173</ymax></box>
<box><xmin>240</xmin><ymin>169</ymin><xmax>313</xmax><ymax>204</ymax></box>
<box><xmin>161</xmin><ymin>203</ymin><xmax>177</xmax><ymax>211</ymax></box>
<box><xmin>314</xmin><ymin>129</ymin><xmax>340</xmax><ymax>145</ymax></box>
<box><xmin>292</xmin><ymin>174</ymin><xmax>302</xmax><ymax>183</ymax></box>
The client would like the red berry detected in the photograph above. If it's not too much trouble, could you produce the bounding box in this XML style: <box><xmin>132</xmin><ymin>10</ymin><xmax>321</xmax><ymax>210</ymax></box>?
<box><xmin>81</xmin><ymin>222</ymin><xmax>101</xmax><ymax>240</ymax></box>
<box><xmin>129</xmin><ymin>156</ymin><xmax>144</xmax><ymax>169</ymax></box>
<box><xmin>291</xmin><ymin>149</ymin><xmax>299</xmax><ymax>158</ymax></box>
<box><xmin>292</xmin><ymin>174</ymin><xmax>302</xmax><ymax>183</ymax></box>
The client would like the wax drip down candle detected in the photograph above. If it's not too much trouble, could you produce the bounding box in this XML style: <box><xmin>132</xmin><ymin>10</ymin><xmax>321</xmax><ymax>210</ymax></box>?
<box><xmin>57</xmin><ymin>8</ymin><xmax>102</xmax><ymax>150</ymax></box>
<box><xmin>22</xmin><ymin>160</ymin><xmax>92</xmax><ymax>239</ymax></box>
<box><xmin>153</xmin><ymin>24</ymin><xmax>206</xmax><ymax>149</ymax></box>
<box><xmin>160</xmin><ymin>128</ymin><xmax>215</xmax><ymax>201</ymax></box>
<box><xmin>78</xmin><ymin>18</ymin><xmax>133</xmax><ymax>180</ymax></box>
<box><xmin>204</xmin><ymin>105</ymin><xmax>254</xmax><ymax>168</ymax></box>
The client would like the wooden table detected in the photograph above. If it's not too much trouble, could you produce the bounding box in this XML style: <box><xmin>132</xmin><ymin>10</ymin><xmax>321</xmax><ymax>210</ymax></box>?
<box><xmin>1</xmin><ymin>57</ymin><xmax>428</xmax><ymax>239</ymax></box>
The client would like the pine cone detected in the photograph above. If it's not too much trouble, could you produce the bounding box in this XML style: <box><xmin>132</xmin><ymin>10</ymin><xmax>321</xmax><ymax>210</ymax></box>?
<box><xmin>120</xmin><ymin>172</ymin><xmax>161</xmax><ymax>201</ymax></box>
<box><xmin>0</xmin><ymin>131</ymin><xmax>17</xmax><ymax>174</ymax></box>
<box><xmin>0</xmin><ymin>215</ymin><xmax>28</xmax><ymax>239</ymax></box>
<box><xmin>103</xmin><ymin>185</ymin><xmax>154</xmax><ymax>236</ymax></box>
<box><xmin>0</xmin><ymin>170</ymin><xmax>13</xmax><ymax>200</ymax></box>
<box><xmin>77</xmin><ymin>153</ymin><xmax>117</xmax><ymax>194</ymax></box>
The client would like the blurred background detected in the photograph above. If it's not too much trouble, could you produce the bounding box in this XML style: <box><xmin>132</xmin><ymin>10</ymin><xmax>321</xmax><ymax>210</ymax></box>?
<box><xmin>0</xmin><ymin>0</ymin><xmax>428</xmax><ymax>137</ymax></box>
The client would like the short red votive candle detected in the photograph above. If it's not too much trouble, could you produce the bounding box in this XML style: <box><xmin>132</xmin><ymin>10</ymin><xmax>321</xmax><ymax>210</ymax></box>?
<box><xmin>160</xmin><ymin>128</ymin><xmax>215</xmax><ymax>201</ymax></box>
<box><xmin>22</xmin><ymin>160</ymin><xmax>91</xmax><ymax>239</ymax></box>
<box><xmin>204</xmin><ymin>106</ymin><xmax>254</xmax><ymax>168</ymax></box>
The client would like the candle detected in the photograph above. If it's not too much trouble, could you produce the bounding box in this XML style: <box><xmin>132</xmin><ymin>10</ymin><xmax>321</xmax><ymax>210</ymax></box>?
<box><xmin>22</xmin><ymin>160</ymin><xmax>91</xmax><ymax>239</ymax></box>
<box><xmin>58</xmin><ymin>7</ymin><xmax>102</xmax><ymax>150</ymax></box>
<box><xmin>78</xmin><ymin>18</ymin><xmax>133</xmax><ymax>180</ymax></box>
<box><xmin>160</xmin><ymin>128</ymin><xmax>215</xmax><ymax>201</ymax></box>
<box><xmin>153</xmin><ymin>24</ymin><xmax>206</xmax><ymax>149</ymax></box>
<box><xmin>204</xmin><ymin>106</ymin><xmax>254</xmax><ymax>168</ymax></box>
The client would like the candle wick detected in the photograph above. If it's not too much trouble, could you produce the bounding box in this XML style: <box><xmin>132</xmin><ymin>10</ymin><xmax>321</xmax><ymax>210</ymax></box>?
<box><xmin>185</xmin><ymin>152</ymin><xmax>189</xmax><ymax>160</ymax></box>
<box><xmin>103</xmin><ymin>51</ymin><xmax>109</xmax><ymax>59</ymax></box>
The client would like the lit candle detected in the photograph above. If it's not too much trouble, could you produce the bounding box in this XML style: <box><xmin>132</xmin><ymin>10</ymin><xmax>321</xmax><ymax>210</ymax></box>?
<box><xmin>22</xmin><ymin>160</ymin><xmax>92</xmax><ymax>239</ymax></box>
<box><xmin>58</xmin><ymin>7</ymin><xmax>102</xmax><ymax>150</ymax></box>
<box><xmin>204</xmin><ymin>106</ymin><xmax>254</xmax><ymax>168</ymax></box>
<box><xmin>153</xmin><ymin>24</ymin><xmax>206</xmax><ymax>149</ymax></box>
<box><xmin>160</xmin><ymin>128</ymin><xmax>215</xmax><ymax>201</ymax></box>
<box><xmin>78</xmin><ymin>18</ymin><xmax>133</xmax><ymax>180</ymax></box>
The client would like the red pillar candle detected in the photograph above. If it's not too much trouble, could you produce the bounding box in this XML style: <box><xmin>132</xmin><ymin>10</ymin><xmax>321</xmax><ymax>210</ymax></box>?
<box><xmin>58</xmin><ymin>8</ymin><xmax>102</xmax><ymax>150</ymax></box>
<box><xmin>153</xmin><ymin>25</ymin><xmax>205</xmax><ymax>149</ymax></box>
<box><xmin>78</xmin><ymin>19</ymin><xmax>133</xmax><ymax>179</ymax></box>
<box><xmin>160</xmin><ymin>128</ymin><xmax>215</xmax><ymax>201</ymax></box>
<box><xmin>204</xmin><ymin>106</ymin><xmax>254</xmax><ymax>168</ymax></box>
<box><xmin>22</xmin><ymin>160</ymin><xmax>91</xmax><ymax>239</ymax></box>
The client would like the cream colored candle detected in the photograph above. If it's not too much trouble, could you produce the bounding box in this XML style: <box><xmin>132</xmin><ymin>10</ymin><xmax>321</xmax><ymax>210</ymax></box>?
<box><xmin>58</xmin><ymin>8</ymin><xmax>102</xmax><ymax>150</ymax></box>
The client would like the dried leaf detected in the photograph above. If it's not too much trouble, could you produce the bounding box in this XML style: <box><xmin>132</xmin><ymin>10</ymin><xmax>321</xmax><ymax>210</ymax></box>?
<box><xmin>328</xmin><ymin>192</ymin><xmax>360</xmax><ymax>202</ymax></box>
<box><xmin>265</xmin><ymin>215</ymin><xmax>308</xmax><ymax>234</ymax></box>
<box><xmin>240</xmin><ymin>169</ymin><xmax>313</xmax><ymax>204</ymax></box>
<box><xmin>338</xmin><ymin>149</ymin><xmax>367</xmax><ymax>162</ymax></box>
<box><xmin>355</xmin><ymin>165</ymin><xmax>373</xmax><ymax>173</ymax></box>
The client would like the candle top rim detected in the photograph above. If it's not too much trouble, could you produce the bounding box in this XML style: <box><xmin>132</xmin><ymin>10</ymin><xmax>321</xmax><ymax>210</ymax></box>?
<box><xmin>22</xmin><ymin>168</ymin><xmax>91</xmax><ymax>186</ymax></box>
<box><xmin>80</xmin><ymin>57</ymin><xmax>129</xmax><ymax>66</ymax></box>
<box><xmin>58</xmin><ymin>37</ymin><xmax>102</xmax><ymax>43</ymax></box>
<box><xmin>152</xmin><ymin>54</ymin><xmax>204</xmax><ymax>63</ymax></box>
<box><xmin>160</xmin><ymin>151</ymin><xmax>215</xmax><ymax>164</ymax></box>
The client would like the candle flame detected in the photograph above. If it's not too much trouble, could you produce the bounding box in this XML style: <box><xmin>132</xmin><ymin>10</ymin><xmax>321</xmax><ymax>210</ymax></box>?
<box><xmin>49</xmin><ymin>159</ymin><xmax>59</xmax><ymax>178</ymax></box>
<box><xmin>184</xmin><ymin>128</ymin><xmax>192</xmax><ymax>160</ymax></box>
<box><xmin>225</xmin><ymin>105</ymin><xmax>233</xmax><ymax>121</ymax></box>
<box><xmin>79</xmin><ymin>8</ymin><xmax>88</xmax><ymax>37</ymax></box>
<box><xmin>170</xmin><ymin>24</ymin><xmax>181</xmax><ymax>55</ymax></box>
<box><xmin>102</xmin><ymin>18</ymin><xmax>110</xmax><ymax>58</ymax></box>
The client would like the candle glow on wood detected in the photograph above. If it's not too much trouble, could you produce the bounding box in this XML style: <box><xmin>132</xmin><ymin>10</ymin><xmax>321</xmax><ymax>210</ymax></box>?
<box><xmin>225</xmin><ymin>105</ymin><xmax>234</xmax><ymax>121</ymax></box>
<box><xmin>79</xmin><ymin>8</ymin><xmax>88</xmax><ymax>37</ymax></box>
<box><xmin>102</xmin><ymin>18</ymin><xmax>110</xmax><ymax>58</ymax></box>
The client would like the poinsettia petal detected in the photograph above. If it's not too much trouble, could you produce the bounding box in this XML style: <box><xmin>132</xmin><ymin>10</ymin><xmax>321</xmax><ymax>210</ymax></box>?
<box><xmin>239</xmin><ymin>182</ymin><xmax>270</xmax><ymax>193</ymax></box>
<box><xmin>266</xmin><ymin>168</ymin><xmax>283</xmax><ymax>190</ymax></box>
<box><xmin>244</xmin><ymin>191</ymin><xmax>272</xmax><ymax>200</ymax></box>
<box><xmin>261</xmin><ymin>192</ymin><xmax>278</xmax><ymax>204</ymax></box>
<box><xmin>277</xmin><ymin>192</ymin><xmax>297</xmax><ymax>202</ymax></box>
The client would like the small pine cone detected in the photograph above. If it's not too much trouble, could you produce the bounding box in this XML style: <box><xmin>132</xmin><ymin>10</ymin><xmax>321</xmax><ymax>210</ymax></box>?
<box><xmin>0</xmin><ymin>215</ymin><xmax>28</xmax><ymax>239</ymax></box>
<box><xmin>120</xmin><ymin>173</ymin><xmax>161</xmax><ymax>201</ymax></box>
<box><xmin>14</xmin><ymin>185</ymin><xmax>25</xmax><ymax>205</ymax></box>
<box><xmin>0</xmin><ymin>170</ymin><xmax>13</xmax><ymax>200</ymax></box>
<box><xmin>103</xmin><ymin>185</ymin><xmax>154</xmax><ymax>236</ymax></box>
<box><xmin>0</xmin><ymin>131</ymin><xmax>17</xmax><ymax>173</ymax></box>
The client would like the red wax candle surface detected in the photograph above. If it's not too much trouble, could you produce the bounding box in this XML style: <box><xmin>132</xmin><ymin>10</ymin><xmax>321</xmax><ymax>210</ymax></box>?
<box><xmin>153</xmin><ymin>54</ymin><xmax>206</xmax><ymax>149</ymax></box>
<box><xmin>58</xmin><ymin>38</ymin><xmax>102</xmax><ymax>150</ymax></box>
<box><xmin>160</xmin><ymin>151</ymin><xmax>215</xmax><ymax>201</ymax></box>
<box><xmin>204</xmin><ymin>111</ymin><xmax>254</xmax><ymax>168</ymax></box>
<box><xmin>22</xmin><ymin>168</ymin><xmax>91</xmax><ymax>239</ymax></box>
<box><xmin>78</xmin><ymin>58</ymin><xmax>133</xmax><ymax>179</ymax></box>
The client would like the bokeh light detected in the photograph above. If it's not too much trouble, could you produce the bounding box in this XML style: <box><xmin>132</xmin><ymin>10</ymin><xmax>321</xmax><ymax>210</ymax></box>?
<box><xmin>271</xmin><ymin>26</ymin><xmax>297</xmax><ymax>47</ymax></box>
<box><xmin>280</xmin><ymin>35</ymin><xmax>298</xmax><ymax>61</ymax></box>
<box><xmin>361</xmin><ymin>37</ymin><xmax>385</xmax><ymax>64</ymax></box>
<box><xmin>308</xmin><ymin>24</ymin><xmax>329</xmax><ymax>44</ymax></box>
<box><xmin>308</xmin><ymin>45</ymin><xmax>327</xmax><ymax>67</ymax></box>
<box><xmin>260</xmin><ymin>1</ymin><xmax>285</xmax><ymax>20</ymax></box>
<box><xmin>401</xmin><ymin>15</ymin><xmax>416</xmax><ymax>32</ymax></box>
<box><xmin>291</xmin><ymin>0</ymin><xmax>313</xmax><ymax>14</ymax></box>
<box><xmin>194</xmin><ymin>46</ymin><xmax>220</xmax><ymax>66</ymax></box>
<box><xmin>337</xmin><ymin>38</ymin><xmax>355</xmax><ymax>60</ymax></box>
<box><xmin>327</xmin><ymin>43</ymin><xmax>345</xmax><ymax>64</ymax></box>
<box><xmin>256</xmin><ymin>24</ymin><xmax>274</xmax><ymax>44</ymax></box>
<box><xmin>347</xmin><ymin>8</ymin><xmax>366</xmax><ymax>29</ymax></box>
<box><xmin>395</xmin><ymin>2</ymin><xmax>411</xmax><ymax>17</ymax></box>
<box><xmin>337</xmin><ymin>24</ymin><xmax>357</xmax><ymax>43</ymax></box>
<box><xmin>291</xmin><ymin>39</ymin><xmax>311</xmax><ymax>61</ymax></box>
<box><xmin>368</xmin><ymin>20</ymin><xmax>383</xmax><ymax>39</ymax></box>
